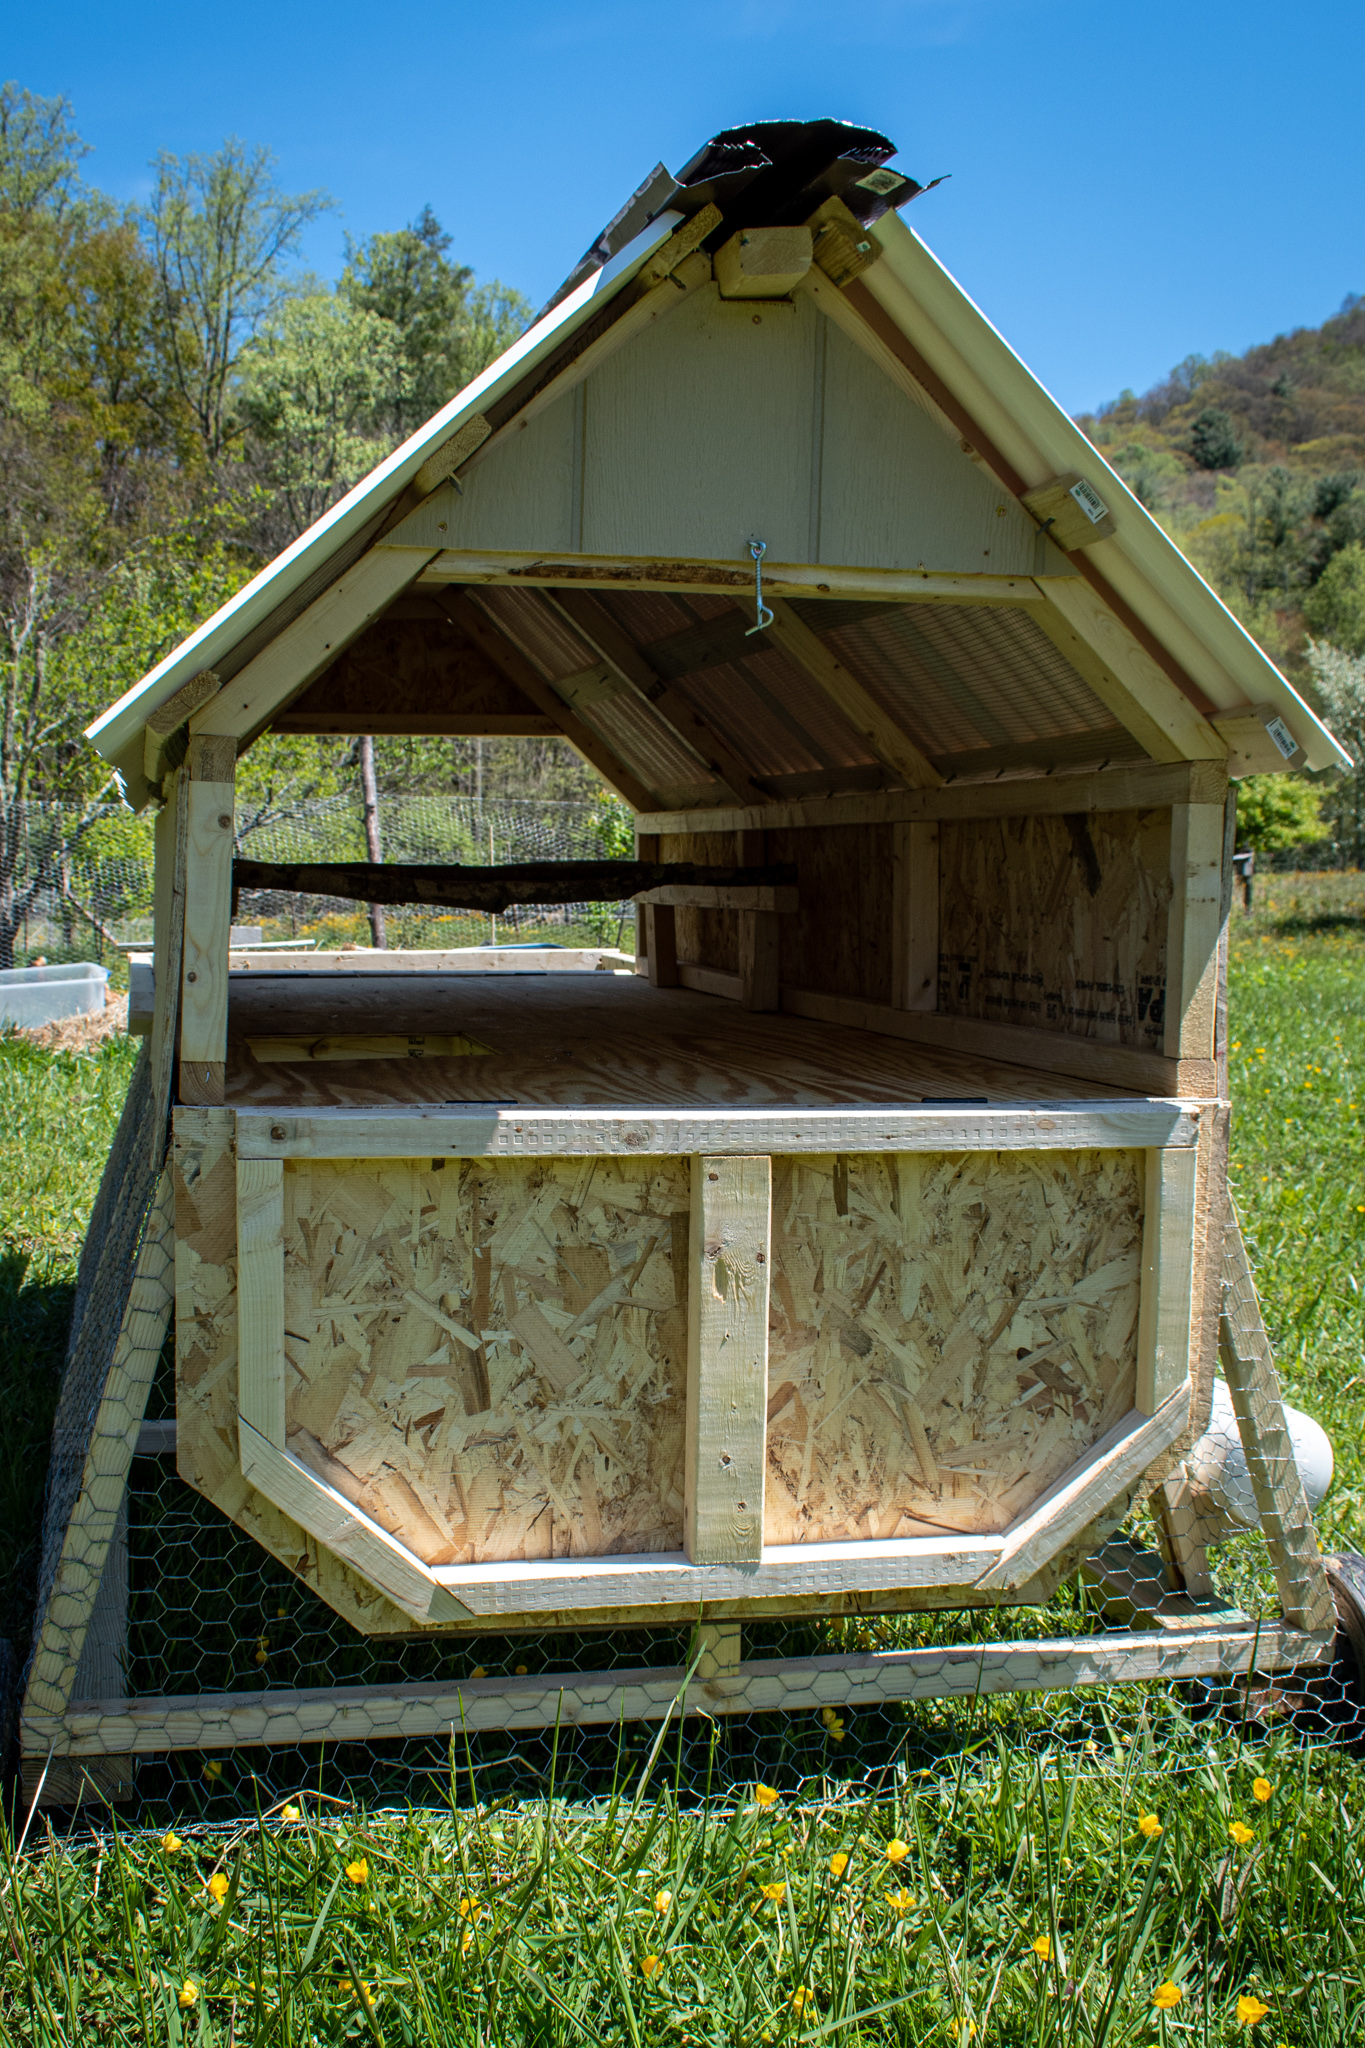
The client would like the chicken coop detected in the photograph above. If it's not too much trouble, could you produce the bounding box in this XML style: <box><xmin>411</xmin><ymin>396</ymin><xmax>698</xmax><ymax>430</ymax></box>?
<box><xmin>20</xmin><ymin>117</ymin><xmax>1358</xmax><ymax>1806</ymax></box>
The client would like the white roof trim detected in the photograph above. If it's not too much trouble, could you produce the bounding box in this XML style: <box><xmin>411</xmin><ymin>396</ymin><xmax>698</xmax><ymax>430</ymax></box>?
<box><xmin>867</xmin><ymin>212</ymin><xmax>1350</xmax><ymax>773</ymax></box>
<box><xmin>86</xmin><ymin>211</ymin><xmax>684</xmax><ymax>765</ymax></box>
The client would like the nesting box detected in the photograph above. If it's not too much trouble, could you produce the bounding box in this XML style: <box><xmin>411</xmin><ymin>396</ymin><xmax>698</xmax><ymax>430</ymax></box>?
<box><xmin>22</xmin><ymin>119</ymin><xmax>1349</xmax><ymax>1796</ymax></box>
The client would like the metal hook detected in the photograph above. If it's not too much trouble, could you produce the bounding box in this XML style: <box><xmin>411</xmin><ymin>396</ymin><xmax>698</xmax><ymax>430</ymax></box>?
<box><xmin>745</xmin><ymin>538</ymin><xmax>774</xmax><ymax>635</ymax></box>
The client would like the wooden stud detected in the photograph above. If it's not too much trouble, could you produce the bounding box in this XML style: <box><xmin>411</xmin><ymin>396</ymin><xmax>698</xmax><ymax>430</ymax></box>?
<box><xmin>179</xmin><ymin>738</ymin><xmax>236</xmax><ymax>1107</ymax></box>
<box><xmin>891</xmin><ymin>822</ymin><xmax>939</xmax><ymax>1011</ymax></box>
<box><xmin>1136</xmin><ymin>1146</ymin><xmax>1199</xmax><ymax>1415</ymax></box>
<box><xmin>735</xmin><ymin>826</ymin><xmax>779</xmax><ymax>1013</ymax></box>
<box><xmin>693</xmin><ymin>1622</ymin><xmax>743</xmax><ymax>1680</ymax></box>
<box><xmin>646</xmin><ymin>903</ymin><xmax>679</xmax><ymax>987</ymax></box>
<box><xmin>636</xmin><ymin>883</ymin><xmax>795</xmax><ymax>913</ymax></box>
<box><xmin>764</xmin><ymin>598</ymin><xmax>943</xmax><ymax>790</ymax></box>
<box><xmin>685</xmin><ymin>1154</ymin><xmax>771</xmax><ymax>1565</ymax></box>
<box><xmin>1219</xmin><ymin>1206</ymin><xmax>1336</xmax><ymax>1636</ymax></box>
<box><xmin>149</xmin><ymin>770</ymin><xmax>188</xmax><ymax>1166</ymax></box>
<box><xmin>715</xmin><ymin>226</ymin><xmax>813</xmax><ymax>299</ymax></box>
<box><xmin>236</xmin><ymin>1158</ymin><xmax>286</xmax><ymax>1448</ymax></box>
<box><xmin>1020</xmin><ymin>473</ymin><xmax>1118</xmax><ymax>550</ymax></box>
<box><xmin>30</xmin><ymin>1618</ymin><xmax>1328</xmax><ymax>1757</ymax></box>
<box><xmin>1211</xmin><ymin>701</ymin><xmax>1306</xmax><ymax>778</ymax></box>
<box><xmin>807</xmin><ymin>194</ymin><xmax>881</xmax><ymax>288</ymax></box>
<box><xmin>142</xmin><ymin>669</ymin><xmax>222</xmax><ymax>786</ymax></box>
<box><xmin>1165</xmin><ymin>803</ymin><xmax>1227</xmax><ymax>1062</ymax></box>
<box><xmin>190</xmin><ymin>546</ymin><xmax>438</xmax><ymax>746</ymax></box>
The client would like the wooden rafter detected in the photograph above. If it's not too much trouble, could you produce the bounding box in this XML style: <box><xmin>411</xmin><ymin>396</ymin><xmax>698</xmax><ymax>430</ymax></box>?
<box><xmin>764</xmin><ymin>598</ymin><xmax>943</xmax><ymax>790</ymax></box>
<box><xmin>543</xmin><ymin>590</ymin><xmax>774</xmax><ymax>806</ymax></box>
<box><xmin>433</xmin><ymin>590</ymin><xmax>657</xmax><ymax>812</ymax></box>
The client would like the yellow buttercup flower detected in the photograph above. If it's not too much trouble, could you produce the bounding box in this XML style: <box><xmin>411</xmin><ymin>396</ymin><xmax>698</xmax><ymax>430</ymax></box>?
<box><xmin>207</xmin><ymin>1873</ymin><xmax>229</xmax><ymax>1904</ymax></box>
<box><xmin>948</xmin><ymin>2022</ymin><xmax>976</xmax><ymax>2041</ymax></box>
<box><xmin>1138</xmin><ymin>1811</ymin><xmax>1162</xmax><ymax>1839</ymax></box>
<box><xmin>759</xmin><ymin>1880</ymin><xmax>786</xmax><ymax>1903</ymax></box>
<box><xmin>790</xmin><ymin>1987</ymin><xmax>812</xmax><ymax>2011</ymax></box>
<box><xmin>884</xmin><ymin>1838</ymin><xmax>910</xmax><ymax>1864</ymax></box>
<box><xmin>829</xmin><ymin>1852</ymin><xmax>850</xmax><ymax>1878</ymax></box>
<box><xmin>1252</xmin><ymin>1777</ymin><xmax>1273</xmax><ymax>1803</ymax></box>
<box><xmin>653</xmin><ymin>1889</ymin><xmax>672</xmax><ymax>1913</ymax></box>
<box><xmin>350</xmin><ymin>1982</ymin><xmax>376</xmax><ymax>2012</ymax></box>
<box><xmin>1229</xmin><ymin>1821</ymin><xmax>1256</xmax><ymax>1846</ymax></box>
<box><xmin>177</xmin><ymin>1981</ymin><xmax>198</xmax><ymax>2009</ymax></box>
<box><xmin>641</xmin><ymin>1953</ymin><xmax>662</xmax><ymax>1979</ymax></box>
<box><xmin>754</xmin><ymin>1783</ymin><xmax>779</xmax><ymax>1807</ymax></box>
<box><xmin>458</xmin><ymin>1897</ymin><xmax>482</xmax><ymax>1921</ymax></box>
<box><xmin>1237</xmin><ymin>1993</ymin><xmax>1270</xmax><ymax>2025</ymax></box>
<box><xmin>1153</xmin><ymin>1981</ymin><xmax>1183</xmax><ymax>2010</ymax></box>
<box><xmin>161</xmin><ymin>1832</ymin><xmax>182</xmax><ymax>1853</ymax></box>
<box><xmin>471</xmin><ymin>1666</ymin><xmax>487</xmax><ymax>1679</ymax></box>
<box><xmin>345</xmin><ymin>1857</ymin><xmax>369</xmax><ymax>1884</ymax></box>
<box><xmin>281</xmin><ymin>1804</ymin><xmax>301</xmax><ymax>1822</ymax></box>
<box><xmin>203</xmin><ymin>1759</ymin><xmax>222</xmax><ymax>1781</ymax></box>
<box><xmin>885</xmin><ymin>1887</ymin><xmax>914</xmax><ymax>1915</ymax></box>
<box><xmin>1031</xmin><ymin>1933</ymin><xmax>1052</xmax><ymax>1962</ymax></box>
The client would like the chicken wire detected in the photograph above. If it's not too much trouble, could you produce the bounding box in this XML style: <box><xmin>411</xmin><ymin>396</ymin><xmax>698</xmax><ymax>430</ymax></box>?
<box><xmin>5</xmin><ymin>794</ymin><xmax>634</xmax><ymax>962</ymax></box>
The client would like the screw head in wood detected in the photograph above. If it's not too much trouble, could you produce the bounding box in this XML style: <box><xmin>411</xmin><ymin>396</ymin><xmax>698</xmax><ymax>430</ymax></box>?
<box><xmin>185</xmin><ymin>970</ymin><xmax>197</xmax><ymax>982</ymax></box>
<box><xmin>218</xmin><ymin>814</ymin><xmax>231</xmax><ymax>828</ymax></box>
<box><xmin>270</xmin><ymin>1124</ymin><xmax>286</xmax><ymax>1141</ymax></box>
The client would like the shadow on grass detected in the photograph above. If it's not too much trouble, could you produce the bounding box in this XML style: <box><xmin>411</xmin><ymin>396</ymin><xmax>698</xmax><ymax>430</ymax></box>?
<box><xmin>0</xmin><ymin>1247</ymin><xmax>73</xmax><ymax>1655</ymax></box>
<box><xmin>1267</xmin><ymin>913</ymin><xmax>1365</xmax><ymax>935</ymax></box>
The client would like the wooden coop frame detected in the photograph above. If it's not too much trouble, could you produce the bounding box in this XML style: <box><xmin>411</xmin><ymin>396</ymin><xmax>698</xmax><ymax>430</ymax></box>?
<box><xmin>22</xmin><ymin>119</ymin><xmax>1349</xmax><ymax>1802</ymax></box>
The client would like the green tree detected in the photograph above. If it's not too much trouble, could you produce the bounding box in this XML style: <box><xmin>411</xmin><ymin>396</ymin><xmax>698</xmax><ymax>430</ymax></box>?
<box><xmin>1233</xmin><ymin>773</ymin><xmax>1321</xmax><ymax>854</ymax></box>
<box><xmin>1188</xmin><ymin>405</ymin><xmax>1243</xmax><ymax>470</ymax></box>
<box><xmin>143</xmin><ymin>139</ymin><xmax>331</xmax><ymax>465</ymax></box>
<box><xmin>340</xmin><ymin>206</ymin><xmax>530</xmax><ymax>441</ymax></box>
<box><xmin>1306</xmin><ymin>639</ymin><xmax>1365</xmax><ymax>864</ymax></box>
<box><xmin>237</xmin><ymin>292</ymin><xmax>402</xmax><ymax>548</ymax></box>
<box><xmin>1303</xmin><ymin>542</ymin><xmax>1365</xmax><ymax>656</ymax></box>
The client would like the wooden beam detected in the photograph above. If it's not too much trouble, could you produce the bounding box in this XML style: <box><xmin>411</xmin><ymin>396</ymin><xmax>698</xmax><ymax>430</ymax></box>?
<box><xmin>1136</xmin><ymin>1147</ymin><xmax>1199</xmax><ymax>1414</ymax></box>
<box><xmin>272</xmin><ymin>713</ymin><xmax>560</xmax><ymax>737</ymax></box>
<box><xmin>1210</xmin><ymin>701</ymin><xmax>1306</xmax><ymax>778</ymax></box>
<box><xmin>191</xmin><ymin>545</ymin><xmax>438</xmax><ymax>746</ymax></box>
<box><xmin>143</xmin><ymin>669</ymin><xmax>221</xmax><ymax>786</ymax></box>
<box><xmin>974</xmin><ymin>1380</ymin><xmax>1193</xmax><ymax>1592</ymax></box>
<box><xmin>715</xmin><ymin>225</ymin><xmax>812</xmax><ymax>299</ymax></box>
<box><xmin>735</xmin><ymin>826</ymin><xmax>779</xmax><ymax>1013</ymax></box>
<box><xmin>375</xmin><ymin>413</ymin><xmax>492</xmax><ymax>539</ymax></box>
<box><xmin>236</xmin><ymin>1158</ymin><xmax>285</xmax><ymax>1448</ymax></box>
<box><xmin>148</xmin><ymin>771</ymin><xmax>187</xmax><ymax>1166</ymax></box>
<box><xmin>228</xmin><ymin>944</ymin><xmax>631</xmax><ymax>975</ymax></box>
<box><xmin>236</xmin><ymin>1103</ymin><xmax>1200</xmax><ymax>1162</ymax></box>
<box><xmin>1020</xmin><ymin>473</ymin><xmax>1117</xmax><ymax>550</ymax></box>
<box><xmin>544</xmin><ymin>589</ymin><xmax>773</xmax><ymax>806</ymax></box>
<box><xmin>33</xmin><ymin>1619</ymin><xmax>1328</xmax><ymax>1755</ymax></box>
<box><xmin>685</xmin><ymin>1155</ymin><xmax>771</xmax><ymax>1564</ymax></box>
<box><xmin>1038</xmin><ymin>578</ymin><xmax>1226</xmax><ymax>764</ymax></box>
<box><xmin>764</xmin><ymin>598</ymin><xmax>943</xmax><ymax>790</ymax></box>
<box><xmin>417</xmin><ymin>551</ymin><xmax>1044</xmax><ymax>607</ymax></box>
<box><xmin>436</xmin><ymin>590</ymin><xmax>657</xmax><ymax>812</ymax></box>
<box><xmin>1165</xmin><ymin>803</ymin><xmax>1226</xmax><ymax>1061</ymax></box>
<box><xmin>178</xmin><ymin>736</ymin><xmax>235</xmax><ymax>1108</ymax></box>
<box><xmin>233</xmin><ymin>857</ymin><xmax>795</xmax><ymax>914</ymax></box>
<box><xmin>636</xmin><ymin>758</ymin><xmax>1229</xmax><ymax>837</ymax></box>
<box><xmin>891</xmin><ymin>822</ymin><xmax>939</xmax><ymax>1012</ymax></box>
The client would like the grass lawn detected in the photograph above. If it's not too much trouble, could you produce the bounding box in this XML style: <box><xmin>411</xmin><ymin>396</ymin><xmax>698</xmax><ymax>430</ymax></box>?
<box><xmin>1</xmin><ymin>873</ymin><xmax>1363</xmax><ymax>2044</ymax></box>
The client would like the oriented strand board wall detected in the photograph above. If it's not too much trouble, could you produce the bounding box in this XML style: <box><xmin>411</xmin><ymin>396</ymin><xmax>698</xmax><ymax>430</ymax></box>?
<box><xmin>766</xmin><ymin>1149</ymin><xmax>1144</xmax><ymax>1543</ymax></box>
<box><xmin>666</xmin><ymin>830</ymin><xmax>743</xmax><ymax>974</ymax></box>
<box><xmin>283</xmin><ymin>1157</ymin><xmax>689</xmax><ymax>1566</ymax></box>
<box><xmin>938</xmin><ymin>809</ymin><xmax>1171</xmax><ymax>1047</ymax></box>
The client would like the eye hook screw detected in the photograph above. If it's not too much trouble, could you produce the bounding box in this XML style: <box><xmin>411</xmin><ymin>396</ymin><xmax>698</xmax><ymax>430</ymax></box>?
<box><xmin>745</xmin><ymin>538</ymin><xmax>774</xmax><ymax>635</ymax></box>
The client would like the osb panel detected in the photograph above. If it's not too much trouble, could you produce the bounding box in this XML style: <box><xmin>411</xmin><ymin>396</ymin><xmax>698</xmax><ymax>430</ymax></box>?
<box><xmin>283</xmin><ymin>1157</ymin><xmax>690</xmax><ymax>1566</ymax></box>
<box><xmin>938</xmin><ymin>809</ymin><xmax>1171</xmax><ymax>1047</ymax></box>
<box><xmin>766</xmin><ymin>1149</ymin><xmax>1144</xmax><ymax>1543</ymax></box>
<box><xmin>771</xmin><ymin>823</ymin><xmax>895</xmax><ymax>1004</ymax></box>
<box><xmin>173</xmin><ymin>1109</ymin><xmax>427</xmax><ymax>1637</ymax></box>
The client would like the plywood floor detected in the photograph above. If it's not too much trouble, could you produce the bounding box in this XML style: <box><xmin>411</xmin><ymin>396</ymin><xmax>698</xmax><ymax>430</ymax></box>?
<box><xmin>225</xmin><ymin>970</ymin><xmax>1127</xmax><ymax>1110</ymax></box>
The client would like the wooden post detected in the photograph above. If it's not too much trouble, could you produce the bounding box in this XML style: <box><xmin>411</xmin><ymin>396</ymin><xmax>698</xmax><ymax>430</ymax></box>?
<box><xmin>179</xmin><ymin>735</ymin><xmax>236</xmax><ymax>1106</ymax></box>
<box><xmin>1164</xmin><ymin>803</ymin><xmax>1225</xmax><ymax>1061</ymax></box>
<box><xmin>236</xmin><ymin>1157</ymin><xmax>286</xmax><ymax>1448</ymax></box>
<box><xmin>358</xmin><ymin>735</ymin><xmax>388</xmax><ymax>949</ymax></box>
<box><xmin>149</xmin><ymin>770</ymin><xmax>188</xmax><ymax>1165</ymax></box>
<box><xmin>646</xmin><ymin>904</ymin><xmax>679</xmax><ymax>988</ymax></box>
<box><xmin>891</xmin><ymin>821</ymin><xmax>939</xmax><ymax>1011</ymax></box>
<box><xmin>635</xmin><ymin>829</ymin><xmax>656</xmax><ymax>970</ymax></box>
<box><xmin>737</xmin><ymin>828</ymin><xmax>778</xmax><ymax>1011</ymax></box>
<box><xmin>684</xmin><ymin>1154</ymin><xmax>771</xmax><ymax>1564</ymax></box>
<box><xmin>1136</xmin><ymin>1147</ymin><xmax>1199</xmax><ymax>1414</ymax></box>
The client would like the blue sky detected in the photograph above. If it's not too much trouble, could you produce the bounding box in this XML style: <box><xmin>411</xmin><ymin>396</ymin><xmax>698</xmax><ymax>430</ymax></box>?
<box><xmin>10</xmin><ymin>1</ymin><xmax>1363</xmax><ymax>414</ymax></box>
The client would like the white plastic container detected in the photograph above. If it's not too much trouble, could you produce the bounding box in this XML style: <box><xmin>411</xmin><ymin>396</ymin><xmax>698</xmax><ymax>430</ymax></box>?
<box><xmin>0</xmin><ymin>962</ymin><xmax>110</xmax><ymax>1031</ymax></box>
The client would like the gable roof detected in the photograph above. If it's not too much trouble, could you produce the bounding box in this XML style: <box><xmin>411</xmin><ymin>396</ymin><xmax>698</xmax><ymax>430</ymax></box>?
<box><xmin>88</xmin><ymin>119</ymin><xmax>1349</xmax><ymax>798</ymax></box>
